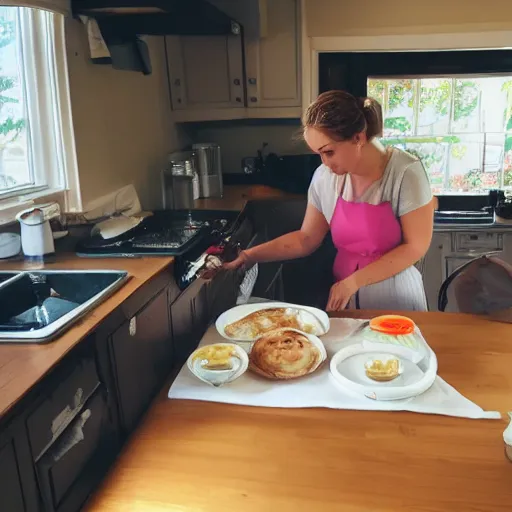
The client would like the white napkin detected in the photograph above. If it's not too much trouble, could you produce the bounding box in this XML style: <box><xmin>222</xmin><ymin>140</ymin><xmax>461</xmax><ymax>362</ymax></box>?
<box><xmin>168</xmin><ymin>318</ymin><xmax>501</xmax><ymax>420</ymax></box>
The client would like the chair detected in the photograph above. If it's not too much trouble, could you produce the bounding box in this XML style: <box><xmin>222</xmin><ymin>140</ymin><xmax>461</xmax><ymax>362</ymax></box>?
<box><xmin>438</xmin><ymin>254</ymin><xmax>512</xmax><ymax>316</ymax></box>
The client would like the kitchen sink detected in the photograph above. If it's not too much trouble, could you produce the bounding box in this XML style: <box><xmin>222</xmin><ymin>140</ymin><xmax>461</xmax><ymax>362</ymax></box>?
<box><xmin>0</xmin><ymin>270</ymin><xmax>128</xmax><ymax>343</ymax></box>
<box><xmin>434</xmin><ymin>210</ymin><xmax>494</xmax><ymax>225</ymax></box>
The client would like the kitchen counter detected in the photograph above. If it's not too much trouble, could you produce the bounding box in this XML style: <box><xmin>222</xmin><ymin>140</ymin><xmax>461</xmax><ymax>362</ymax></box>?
<box><xmin>195</xmin><ymin>186</ymin><xmax>512</xmax><ymax>233</ymax></box>
<box><xmin>85</xmin><ymin>310</ymin><xmax>512</xmax><ymax>512</ymax></box>
<box><xmin>0</xmin><ymin>254</ymin><xmax>174</xmax><ymax>419</ymax></box>
<box><xmin>434</xmin><ymin>222</ymin><xmax>512</xmax><ymax>232</ymax></box>
<box><xmin>193</xmin><ymin>184</ymin><xmax>304</xmax><ymax>211</ymax></box>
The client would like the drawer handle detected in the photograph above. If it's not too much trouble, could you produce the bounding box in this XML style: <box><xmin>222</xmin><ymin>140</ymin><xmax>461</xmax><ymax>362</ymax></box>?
<box><xmin>51</xmin><ymin>387</ymin><xmax>84</xmax><ymax>442</ymax></box>
<box><xmin>52</xmin><ymin>409</ymin><xmax>92</xmax><ymax>462</ymax></box>
<box><xmin>129</xmin><ymin>317</ymin><xmax>137</xmax><ymax>336</ymax></box>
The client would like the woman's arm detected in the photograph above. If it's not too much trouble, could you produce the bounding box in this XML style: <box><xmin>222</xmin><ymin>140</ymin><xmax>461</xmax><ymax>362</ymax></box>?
<box><xmin>224</xmin><ymin>204</ymin><xmax>329</xmax><ymax>269</ymax></box>
<box><xmin>327</xmin><ymin>198</ymin><xmax>434</xmax><ymax>311</ymax></box>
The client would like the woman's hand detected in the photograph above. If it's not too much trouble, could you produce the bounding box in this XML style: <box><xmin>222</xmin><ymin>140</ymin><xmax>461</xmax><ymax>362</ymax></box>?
<box><xmin>326</xmin><ymin>275</ymin><xmax>359</xmax><ymax>311</ymax></box>
<box><xmin>223</xmin><ymin>250</ymin><xmax>253</xmax><ymax>271</ymax></box>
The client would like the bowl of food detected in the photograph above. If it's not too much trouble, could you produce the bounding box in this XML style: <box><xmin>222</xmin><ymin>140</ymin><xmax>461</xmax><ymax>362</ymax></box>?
<box><xmin>248</xmin><ymin>328</ymin><xmax>327</xmax><ymax>380</ymax></box>
<box><xmin>187</xmin><ymin>343</ymin><xmax>248</xmax><ymax>387</ymax></box>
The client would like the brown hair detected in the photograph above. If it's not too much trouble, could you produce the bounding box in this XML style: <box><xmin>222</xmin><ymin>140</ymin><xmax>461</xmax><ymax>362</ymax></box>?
<box><xmin>302</xmin><ymin>90</ymin><xmax>383</xmax><ymax>141</ymax></box>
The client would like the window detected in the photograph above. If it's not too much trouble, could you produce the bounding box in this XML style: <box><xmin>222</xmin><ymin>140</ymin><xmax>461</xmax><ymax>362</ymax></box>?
<box><xmin>368</xmin><ymin>76</ymin><xmax>512</xmax><ymax>195</ymax></box>
<box><xmin>0</xmin><ymin>5</ymin><xmax>78</xmax><ymax>209</ymax></box>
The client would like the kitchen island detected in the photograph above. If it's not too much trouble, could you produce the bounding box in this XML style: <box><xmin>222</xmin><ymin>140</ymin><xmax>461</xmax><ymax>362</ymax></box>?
<box><xmin>85</xmin><ymin>311</ymin><xmax>512</xmax><ymax>512</ymax></box>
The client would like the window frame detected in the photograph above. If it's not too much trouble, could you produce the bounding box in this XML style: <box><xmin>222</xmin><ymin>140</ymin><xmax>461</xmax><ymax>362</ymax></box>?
<box><xmin>0</xmin><ymin>6</ymin><xmax>81</xmax><ymax>224</ymax></box>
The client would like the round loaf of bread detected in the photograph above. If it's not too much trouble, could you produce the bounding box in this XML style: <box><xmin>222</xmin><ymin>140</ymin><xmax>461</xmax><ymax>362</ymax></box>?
<box><xmin>249</xmin><ymin>328</ymin><xmax>323</xmax><ymax>380</ymax></box>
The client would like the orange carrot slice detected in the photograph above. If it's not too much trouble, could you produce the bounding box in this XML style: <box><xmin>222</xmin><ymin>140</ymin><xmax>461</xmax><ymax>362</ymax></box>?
<box><xmin>369</xmin><ymin>315</ymin><xmax>415</xmax><ymax>336</ymax></box>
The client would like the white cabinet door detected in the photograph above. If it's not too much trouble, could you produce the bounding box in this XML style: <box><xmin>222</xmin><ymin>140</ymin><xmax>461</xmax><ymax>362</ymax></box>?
<box><xmin>209</xmin><ymin>0</ymin><xmax>301</xmax><ymax>109</ymax></box>
<box><xmin>166</xmin><ymin>34</ymin><xmax>244</xmax><ymax>111</ymax></box>
<box><xmin>244</xmin><ymin>0</ymin><xmax>301</xmax><ymax>108</ymax></box>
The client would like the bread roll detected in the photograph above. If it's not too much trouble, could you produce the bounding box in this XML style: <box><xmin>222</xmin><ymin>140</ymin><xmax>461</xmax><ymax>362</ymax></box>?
<box><xmin>249</xmin><ymin>329</ymin><xmax>323</xmax><ymax>380</ymax></box>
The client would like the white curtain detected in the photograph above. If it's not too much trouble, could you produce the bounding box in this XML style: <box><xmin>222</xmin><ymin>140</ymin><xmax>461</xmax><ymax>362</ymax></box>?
<box><xmin>18</xmin><ymin>7</ymin><xmax>82</xmax><ymax>210</ymax></box>
<box><xmin>0</xmin><ymin>1</ymin><xmax>70</xmax><ymax>16</ymax></box>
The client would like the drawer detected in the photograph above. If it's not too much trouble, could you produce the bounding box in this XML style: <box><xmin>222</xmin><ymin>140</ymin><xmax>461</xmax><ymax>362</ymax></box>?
<box><xmin>445</xmin><ymin>256</ymin><xmax>475</xmax><ymax>278</ymax></box>
<box><xmin>206</xmin><ymin>270</ymin><xmax>239</xmax><ymax>321</ymax></box>
<box><xmin>453</xmin><ymin>232</ymin><xmax>503</xmax><ymax>252</ymax></box>
<box><xmin>36</xmin><ymin>389</ymin><xmax>108</xmax><ymax>511</ymax></box>
<box><xmin>27</xmin><ymin>357</ymin><xmax>101</xmax><ymax>461</ymax></box>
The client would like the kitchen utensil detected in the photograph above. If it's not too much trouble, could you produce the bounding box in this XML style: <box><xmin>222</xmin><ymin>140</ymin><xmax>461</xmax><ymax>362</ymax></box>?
<box><xmin>192</xmin><ymin>142</ymin><xmax>223</xmax><ymax>198</ymax></box>
<box><xmin>0</xmin><ymin>233</ymin><xmax>21</xmax><ymax>259</ymax></box>
<box><xmin>16</xmin><ymin>202</ymin><xmax>60</xmax><ymax>259</ymax></box>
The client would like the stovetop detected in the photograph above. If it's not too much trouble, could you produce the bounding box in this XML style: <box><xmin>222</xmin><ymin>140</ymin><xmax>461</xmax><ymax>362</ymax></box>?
<box><xmin>76</xmin><ymin>210</ymin><xmax>240</xmax><ymax>258</ymax></box>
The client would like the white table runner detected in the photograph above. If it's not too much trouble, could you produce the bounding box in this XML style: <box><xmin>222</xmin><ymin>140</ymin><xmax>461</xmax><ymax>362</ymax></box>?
<box><xmin>168</xmin><ymin>318</ymin><xmax>501</xmax><ymax>420</ymax></box>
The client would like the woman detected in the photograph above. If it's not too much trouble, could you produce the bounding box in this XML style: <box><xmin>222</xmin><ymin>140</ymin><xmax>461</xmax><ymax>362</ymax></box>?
<box><xmin>226</xmin><ymin>90</ymin><xmax>434</xmax><ymax>312</ymax></box>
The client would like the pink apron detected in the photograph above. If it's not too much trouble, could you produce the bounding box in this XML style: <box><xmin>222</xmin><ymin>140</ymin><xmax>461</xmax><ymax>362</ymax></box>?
<box><xmin>331</xmin><ymin>197</ymin><xmax>402</xmax><ymax>282</ymax></box>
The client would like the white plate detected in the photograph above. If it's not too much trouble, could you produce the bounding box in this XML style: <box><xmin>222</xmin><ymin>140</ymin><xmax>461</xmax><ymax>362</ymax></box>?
<box><xmin>330</xmin><ymin>344</ymin><xmax>438</xmax><ymax>401</ymax></box>
<box><xmin>215</xmin><ymin>301</ymin><xmax>330</xmax><ymax>343</ymax></box>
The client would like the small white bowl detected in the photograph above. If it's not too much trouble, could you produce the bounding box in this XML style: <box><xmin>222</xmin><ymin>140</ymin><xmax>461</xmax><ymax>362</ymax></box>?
<box><xmin>187</xmin><ymin>343</ymin><xmax>249</xmax><ymax>387</ymax></box>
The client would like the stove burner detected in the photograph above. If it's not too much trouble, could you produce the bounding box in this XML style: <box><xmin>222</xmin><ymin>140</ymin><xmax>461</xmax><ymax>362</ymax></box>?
<box><xmin>131</xmin><ymin>224</ymin><xmax>204</xmax><ymax>249</ymax></box>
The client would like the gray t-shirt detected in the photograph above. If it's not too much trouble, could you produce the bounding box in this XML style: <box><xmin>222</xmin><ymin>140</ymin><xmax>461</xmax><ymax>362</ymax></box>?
<box><xmin>308</xmin><ymin>147</ymin><xmax>432</xmax><ymax>223</ymax></box>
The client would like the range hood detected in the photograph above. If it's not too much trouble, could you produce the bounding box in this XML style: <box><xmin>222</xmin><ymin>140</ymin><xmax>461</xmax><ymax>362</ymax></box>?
<box><xmin>72</xmin><ymin>0</ymin><xmax>242</xmax><ymax>36</ymax></box>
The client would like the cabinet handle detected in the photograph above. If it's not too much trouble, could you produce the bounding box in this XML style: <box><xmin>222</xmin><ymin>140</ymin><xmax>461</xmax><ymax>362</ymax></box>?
<box><xmin>250</xmin><ymin>96</ymin><xmax>258</xmax><ymax>102</ymax></box>
<box><xmin>235</xmin><ymin>97</ymin><xmax>242</xmax><ymax>102</ymax></box>
<box><xmin>233</xmin><ymin>78</ymin><xmax>240</xmax><ymax>86</ymax></box>
<box><xmin>129</xmin><ymin>317</ymin><xmax>137</xmax><ymax>336</ymax></box>
<box><xmin>174</xmin><ymin>78</ymin><xmax>181</xmax><ymax>86</ymax></box>
<box><xmin>231</xmin><ymin>21</ymin><xmax>241</xmax><ymax>35</ymax></box>
<box><xmin>248</xmin><ymin>78</ymin><xmax>257</xmax><ymax>85</ymax></box>
<box><xmin>52</xmin><ymin>409</ymin><xmax>92</xmax><ymax>462</ymax></box>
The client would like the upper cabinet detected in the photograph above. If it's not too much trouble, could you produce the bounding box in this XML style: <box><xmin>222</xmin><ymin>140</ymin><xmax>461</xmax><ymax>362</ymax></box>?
<box><xmin>166</xmin><ymin>34</ymin><xmax>244</xmax><ymax>112</ymax></box>
<box><xmin>166</xmin><ymin>0</ymin><xmax>302</xmax><ymax>122</ymax></box>
<box><xmin>243</xmin><ymin>0</ymin><xmax>301</xmax><ymax>109</ymax></box>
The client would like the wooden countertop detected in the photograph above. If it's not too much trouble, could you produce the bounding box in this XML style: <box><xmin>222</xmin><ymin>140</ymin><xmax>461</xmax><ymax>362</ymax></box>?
<box><xmin>193</xmin><ymin>184</ymin><xmax>304</xmax><ymax>211</ymax></box>
<box><xmin>86</xmin><ymin>311</ymin><xmax>512</xmax><ymax>512</ymax></box>
<box><xmin>0</xmin><ymin>254</ymin><xmax>173</xmax><ymax>419</ymax></box>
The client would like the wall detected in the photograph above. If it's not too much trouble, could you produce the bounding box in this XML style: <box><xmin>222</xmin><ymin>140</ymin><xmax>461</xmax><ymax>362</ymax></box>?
<box><xmin>65</xmin><ymin>18</ymin><xmax>189</xmax><ymax>209</ymax></box>
<box><xmin>183</xmin><ymin>1</ymin><xmax>512</xmax><ymax>175</ymax></box>
<box><xmin>190</xmin><ymin>120</ymin><xmax>308</xmax><ymax>174</ymax></box>
<box><xmin>305</xmin><ymin>0</ymin><xmax>512</xmax><ymax>37</ymax></box>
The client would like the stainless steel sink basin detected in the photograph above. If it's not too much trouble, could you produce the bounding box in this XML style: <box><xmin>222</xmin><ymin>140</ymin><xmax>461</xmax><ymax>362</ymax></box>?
<box><xmin>0</xmin><ymin>270</ymin><xmax>128</xmax><ymax>343</ymax></box>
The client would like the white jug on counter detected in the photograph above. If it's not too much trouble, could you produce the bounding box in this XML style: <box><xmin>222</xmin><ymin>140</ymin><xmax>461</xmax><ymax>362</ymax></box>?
<box><xmin>16</xmin><ymin>202</ymin><xmax>60</xmax><ymax>258</ymax></box>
